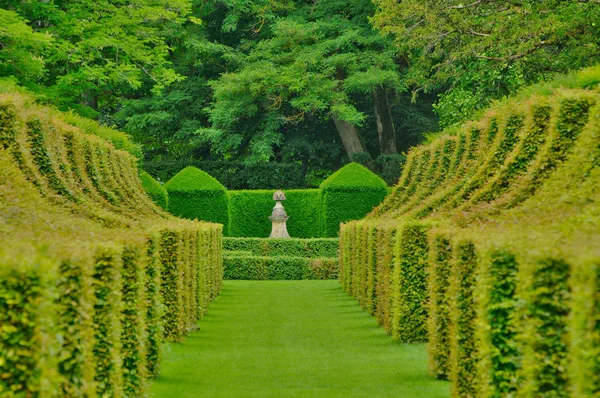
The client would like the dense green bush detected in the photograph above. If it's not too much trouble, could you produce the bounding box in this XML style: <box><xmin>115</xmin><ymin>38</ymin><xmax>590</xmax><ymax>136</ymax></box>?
<box><xmin>0</xmin><ymin>88</ymin><xmax>223</xmax><ymax>397</ymax></box>
<box><xmin>223</xmin><ymin>255</ymin><xmax>337</xmax><ymax>280</ymax></box>
<box><xmin>165</xmin><ymin>166</ymin><xmax>229</xmax><ymax>229</ymax></box>
<box><xmin>145</xmin><ymin>160</ymin><xmax>305</xmax><ymax>188</ymax></box>
<box><xmin>224</xmin><ymin>237</ymin><xmax>338</xmax><ymax>258</ymax></box>
<box><xmin>228</xmin><ymin>189</ymin><xmax>321</xmax><ymax>238</ymax></box>
<box><xmin>140</xmin><ymin>170</ymin><xmax>168</xmax><ymax>210</ymax></box>
<box><xmin>320</xmin><ymin>163</ymin><xmax>388</xmax><ymax>237</ymax></box>
<box><xmin>339</xmin><ymin>68</ymin><xmax>600</xmax><ymax>397</ymax></box>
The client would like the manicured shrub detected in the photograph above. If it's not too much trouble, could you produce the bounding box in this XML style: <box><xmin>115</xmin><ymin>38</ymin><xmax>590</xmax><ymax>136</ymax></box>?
<box><xmin>158</xmin><ymin>228</ymin><xmax>185</xmax><ymax>342</ymax></box>
<box><xmin>391</xmin><ymin>222</ymin><xmax>430</xmax><ymax>343</ymax></box>
<box><xmin>569</xmin><ymin>261</ymin><xmax>600</xmax><ymax>396</ymax></box>
<box><xmin>55</xmin><ymin>251</ymin><xmax>96</xmax><ymax>397</ymax></box>
<box><xmin>120</xmin><ymin>242</ymin><xmax>147</xmax><ymax>397</ymax></box>
<box><xmin>0</xmin><ymin>102</ymin><xmax>16</xmax><ymax>148</ymax></box>
<box><xmin>449</xmin><ymin>240</ymin><xmax>479</xmax><ymax>398</ymax></box>
<box><xmin>165</xmin><ymin>166</ymin><xmax>229</xmax><ymax>228</ymax></box>
<box><xmin>374</xmin><ymin>225</ymin><xmax>395</xmax><ymax>332</ymax></box>
<box><xmin>427</xmin><ymin>233</ymin><xmax>452</xmax><ymax>380</ymax></box>
<box><xmin>0</xmin><ymin>252</ymin><xmax>59</xmax><ymax>396</ymax></box>
<box><xmin>92</xmin><ymin>245</ymin><xmax>123</xmax><ymax>398</ymax></box>
<box><xmin>320</xmin><ymin>163</ymin><xmax>388</xmax><ymax>237</ymax></box>
<box><xmin>364</xmin><ymin>224</ymin><xmax>378</xmax><ymax>315</ymax></box>
<box><xmin>517</xmin><ymin>258</ymin><xmax>570</xmax><ymax>397</ymax></box>
<box><xmin>478</xmin><ymin>250</ymin><xmax>519</xmax><ymax>397</ymax></box>
<box><xmin>223</xmin><ymin>237</ymin><xmax>338</xmax><ymax>258</ymax></box>
<box><xmin>223</xmin><ymin>255</ymin><xmax>337</xmax><ymax>280</ymax></box>
<box><xmin>140</xmin><ymin>170</ymin><xmax>168</xmax><ymax>210</ymax></box>
<box><xmin>228</xmin><ymin>189</ymin><xmax>321</xmax><ymax>238</ymax></box>
<box><xmin>145</xmin><ymin>234</ymin><xmax>163</xmax><ymax>377</ymax></box>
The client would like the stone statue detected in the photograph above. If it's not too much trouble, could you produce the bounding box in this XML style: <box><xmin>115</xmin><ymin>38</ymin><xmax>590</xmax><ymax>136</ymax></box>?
<box><xmin>269</xmin><ymin>190</ymin><xmax>290</xmax><ymax>238</ymax></box>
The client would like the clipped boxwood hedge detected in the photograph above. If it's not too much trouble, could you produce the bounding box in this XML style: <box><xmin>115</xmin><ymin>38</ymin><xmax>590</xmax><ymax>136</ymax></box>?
<box><xmin>339</xmin><ymin>66</ymin><xmax>600</xmax><ymax>398</ymax></box>
<box><xmin>228</xmin><ymin>189</ymin><xmax>321</xmax><ymax>238</ymax></box>
<box><xmin>320</xmin><ymin>163</ymin><xmax>388</xmax><ymax>237</ymax></box>
<box><xmin>140</xmin><ymin>170</ymin><xmax>168</xmax><ymax>210</ymax></box>
<box><xmin>223</xmin><ymin>237</ymin><xmax>338</xmax><ymax>258</ymax></box>
<box><xmin>0</xmin><ymin>87</ymin><xmax>223</xmax><ymax>397</ymax></box>
<box><xmin>165</xmin><ymin>166</ymin><xmax>229</xmax><ymax>229</ymax></box>
<box><xmin>223</xmin><ymin>255</ymin><xmax>337</xmax><ymax>280</ymax></box>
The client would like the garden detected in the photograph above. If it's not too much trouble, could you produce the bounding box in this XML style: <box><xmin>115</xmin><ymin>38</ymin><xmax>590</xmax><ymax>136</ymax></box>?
<box><xmin>1</xmin><ymin>1</ymin><xmax>600</xmax><ymax>397</ymax></box>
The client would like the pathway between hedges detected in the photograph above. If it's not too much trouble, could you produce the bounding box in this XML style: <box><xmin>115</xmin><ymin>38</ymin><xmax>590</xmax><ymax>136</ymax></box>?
<box><xmin>150</xmin><ymin>281</ymin><xmax>449</xmax><ymax>398</ymax></box>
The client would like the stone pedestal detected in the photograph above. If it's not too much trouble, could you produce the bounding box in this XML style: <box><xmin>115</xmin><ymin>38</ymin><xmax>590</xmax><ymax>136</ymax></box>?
<box><xmin>269</xmin><ymin>190</ymin><xmax>290</xmax><ymax>238</ymax></box>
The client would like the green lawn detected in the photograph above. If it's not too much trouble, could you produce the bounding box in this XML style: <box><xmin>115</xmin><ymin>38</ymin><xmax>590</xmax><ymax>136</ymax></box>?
<box><xmin>150</xmin><ymin>280</ymin><xmax>450</xmax><ymax>397</ymax></box>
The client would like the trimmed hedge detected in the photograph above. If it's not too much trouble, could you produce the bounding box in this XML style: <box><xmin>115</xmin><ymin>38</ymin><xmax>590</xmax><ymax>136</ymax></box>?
<box><xmin>224</xmin><ymin>237</ymin><xmax>338</xmax><ymax>258</ymax></box>
<box><xmin>339</xmin><ymin>67</ymin><xmax>600</xmax><ymax>398</ymax></box>
<box><xmin>228</xmin><ymin>189</ymin><xmax>321</xmax><ymax>238</ymax></box>
<box><xmin>165</xmin><ymin>166</ymin><xmax>229</xmax><ymax>229</ymax></box>
<box><xmin>0</xmin><ymin>88</ymin><xmax>223</xmax><ymax>397</ymax></box>
<box><xmin>223</xmin><ymin>255</ymin><xmax>337</xmax><ymax>280</ymax></box>
<box><xmin>140</xmin><ymin>170</ymin><xmax>168</xmax><ymax>210</ymax></box>
<box><xmin>320</xmin><ymin>163</ymin><xmax>388</xmax><ymax>237</ymax></box>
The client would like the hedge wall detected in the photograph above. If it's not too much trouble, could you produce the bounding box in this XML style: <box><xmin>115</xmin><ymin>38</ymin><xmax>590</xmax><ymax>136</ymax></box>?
<box><xmin>339</xmin><ymin>66</ymin><xmax>600</xmax><ymax>398</ymax></box>
<box><xmin>224</xmin><ymin>237</ymin><xmax>338</xmax><ymax>258</ymax></box>
<box><xmin>223</xmin><ymin>255</ymin><xmax>337</xmax><ymax>280</ymax></box>
<box><xmin>165</xmin><ymin>166</ymin><xmax>229</xmax><ymax>230</ymax></box>
<box><xmin>228</xmin><ymin>189</ymin><xmax>320</xmax><ymax>237</ymax></box>
<box><xmin>140</xmin><ymin>170</ymin><xmax>168</xmax><ymax>210</ymax></box>
<box><xmin>0</xmin><ymin>88</ymin><xmax>223</xmax><ymax>397</ymax></box>
<box><xmin>320</xmin><ymin>163</ymin><xmax>388</xmax><ymax>237</ymax></box>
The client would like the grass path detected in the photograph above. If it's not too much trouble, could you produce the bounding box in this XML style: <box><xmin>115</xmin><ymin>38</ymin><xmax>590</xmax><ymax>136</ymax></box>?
<box><xmin>150</xmin><ymin>280</ymin><xmax>450</xmax><ymax>397</ymax></box>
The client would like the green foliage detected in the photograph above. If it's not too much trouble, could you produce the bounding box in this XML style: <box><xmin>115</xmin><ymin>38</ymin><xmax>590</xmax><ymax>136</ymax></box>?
<box><xmin>158</xmin><ymin>229</ymin><xmax>185</xmax><ymax>342</ymax></box>
<box><xmin>228</xmin><ymin>189</ymin><xmax>321</xmax><ymax>238</ymax></box>
<box><xmin>449</xmin><ymin>240</ymin><xmax>478</xmax><ymax>398</ymax></box>
<box><xmin>224</xmin><ymin>237</ymin><xmax>338</xmax><ymax>258</ymax></box>
<box><xmin>427</xmin><ymin>234</ymin><xmax>452</xmax><ymax>380</ymax></box>
<box><xmin>0</xmin><ymin>252</ymin><xmax>58</xmax><ymax>396</ymax></box>
<box><xmin>0</xmin><ymin>102</ymin><xmax>16</xmax><ymax>148</ymax></box>
<box><xmin>372</xmin><ymin>0</ymin><xmax>600</xmax><ymax>127</ymax></box>
<box><xmin>120</xmin><ymin>243</ymin><xmax>147</xmax><ymax>397</ymax></box>
<box><xmin>518</xmin><ymin>258</ymin><xmax>570</xmax><ymax>397</ymax></box>
<box><xmin>145</xmin><ymin>235</ymin><xmax>163</xmax><ymax>377</ymax></box>
<box><xmin>391</xmin><ymin>222</ymin><xmax>430</xmax><ymax>343</ymax></box>
<box><xmin>320</xmin><ymin>163</ymin><xmax>388</xmax><ymax>237</ymax></box>
<box><xmin>92</xmin><ymin>245</ymin><xmax>123</xmax><ymax>398</ymax></box>
<box><xmin>55</xmin><ymin>253</ymin><xmax>95</xmax><ymax>397</ymax></box>
<box><xmin>223</xmin><ymin>255</ymin><xmax>337</xmax><ymax>280</ymax></box>
<box><xmin>140</xmin><ymin>171</ymin><xmax>168</xmax><ymax>211</ymax></box>
<box><xmin>165</xmin><ymin>166</ymin><xmax>230</xmax><ymax>228</ymax></box>
<box><xmin>145</xmin><ymin>160</ymin><xmax>305</xmax><ymax>188</ymax></box>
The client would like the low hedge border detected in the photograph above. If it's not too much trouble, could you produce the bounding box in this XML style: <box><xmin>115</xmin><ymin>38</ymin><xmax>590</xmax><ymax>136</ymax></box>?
<box><xmin>223</xmin><ymin>237</ymin><xmax>338</xmax><ymax>258</ymax></box>
<box><xmin>223</xmin><ymin>255</ymin><xmax>338</xmax><ymax>280</ymax></box>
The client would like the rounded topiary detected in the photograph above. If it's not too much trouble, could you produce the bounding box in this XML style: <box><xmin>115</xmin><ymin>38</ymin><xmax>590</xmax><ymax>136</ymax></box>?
<box><xmin>140</xmin><ymin>171</ymin><xmax>168</xmax><ymax>210</ymax></box>
<box><xmin>164</xmin><ymin>166</ymin><xmax>229</xmax><ymax>228</ymax></box>
<box><xmin>320</xmin><ymin>163</ymin><xmax>388</xmax><ymax>237</ymax></box>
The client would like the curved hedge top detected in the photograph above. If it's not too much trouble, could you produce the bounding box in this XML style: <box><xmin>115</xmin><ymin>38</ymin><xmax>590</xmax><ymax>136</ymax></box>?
<box><xmin>140</xmin><ymin>170</ymin><xmax>168</xmax><ymax>210</ymax></box>
<box><xmin>320</xmin><ymin>163</ymin><xmax>387</xmax><ymax>190</ymax></box>
<box><xmin>164</xmin><ymin>166</ymin><xmax>226</xmax><ymax>193</ymax></box>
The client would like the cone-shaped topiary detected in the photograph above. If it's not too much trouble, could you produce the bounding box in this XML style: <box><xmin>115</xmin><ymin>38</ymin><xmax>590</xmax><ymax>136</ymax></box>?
<box><xmin>140</xmin><ymin>171</ymin><xmax>168</xmax><ymax>210</ymax></box>
<box><xmin>320</xmin><ymin>163</ymin><xmax>388</xmax><ymax>237</ymax></box>
<box><xmin>165</xmin><ymin>166</ymin><xmax>229</xmax><ymax>229</ymax></box>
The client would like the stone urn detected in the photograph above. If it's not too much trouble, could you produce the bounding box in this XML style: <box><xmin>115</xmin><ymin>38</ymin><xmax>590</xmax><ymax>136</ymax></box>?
<box><xmin>269</xmin><ymin>190</ymin><xmax>290</xmax><ymax>238</ymax></box>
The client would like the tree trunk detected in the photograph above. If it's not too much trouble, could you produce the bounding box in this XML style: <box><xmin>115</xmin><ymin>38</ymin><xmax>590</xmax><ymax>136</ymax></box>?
<box><xmin>372</xmin><ymin>87</ymin><xmax>397</xmax><ymax>154</ymax></box>
<box><xmin>331</xmin><ymin>113</ymin><xmax>369</xmax><ymax>160</ymax></box>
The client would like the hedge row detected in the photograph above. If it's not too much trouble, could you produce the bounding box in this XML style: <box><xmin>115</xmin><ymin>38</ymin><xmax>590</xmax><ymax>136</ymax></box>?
<box><xmin>223</xmin><ymin>237</ymin><xmax>338</xmax><ymax>258</ymax></box>
<box><xmin>0</xmin><ymin>89</ymin><xmax>223</xmax><ymax>396</ymax></box>
<box><xmin>340</xmin><ymin>67</ymin><xmax>600</xmax><ymax>397</ymax></box>
<box><xmin>164</xmin><ymin>162</ymin><xmax>389</xmax><ymax>238</ymax></box>
<box><xmin>223</xmin><ymin>255</ymin><xmax>337</xmax><ymax>280</ymax></box>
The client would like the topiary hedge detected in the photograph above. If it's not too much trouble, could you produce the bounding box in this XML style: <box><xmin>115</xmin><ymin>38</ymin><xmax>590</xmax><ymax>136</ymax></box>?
<box><xmin>228</xmin><ymin>189</ymin><xmax>321</xmax><ymax>238</ymax></box>
<box><xmin>223</xmin><ymin>255</ymin><xmax>337</xmax><ymax>280</ymax></box>
<box><xmin>165</xmin><ymin>166</ymin><xmax>229</xmax><ymax>229</ymax></box>
<box><xmin>140</xmin><ymin>170</ymin><xmax>168</xmax><ymax>210</ymax></box>
<box><xmin>320</xmin><ymin>163</ymin><xmax>388</xmax><ymax>237</ymax></box>
<box><xmin>339</xmin><ymin>66</ymin><xmax>600</xmax><ymax>397</ymax></box>
<box><xmin>224</xmin><ymin>237</ymin><xmax>338</xmax><ymax>258</ymax></box>
<box><xmin>0</xmin><ymin>88</ymin><xmax>223</xmax><ymax>397</ymax></box>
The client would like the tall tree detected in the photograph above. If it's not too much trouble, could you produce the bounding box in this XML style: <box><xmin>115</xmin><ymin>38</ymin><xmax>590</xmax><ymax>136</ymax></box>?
<box><xmin>372</xmin><ymin>0</ymin><xmax>600</xmax><ymax>126</ymax></box>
